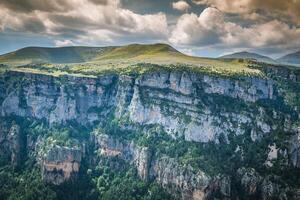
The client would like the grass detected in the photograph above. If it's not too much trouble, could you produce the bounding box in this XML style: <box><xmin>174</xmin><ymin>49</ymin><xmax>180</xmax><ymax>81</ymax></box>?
<box><xmin>0</xmin><ymin>43</ymin><xmax>267</xmax><ymax>77</ymax></box>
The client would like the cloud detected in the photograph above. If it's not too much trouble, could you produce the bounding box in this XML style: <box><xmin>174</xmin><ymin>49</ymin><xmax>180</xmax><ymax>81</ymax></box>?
<box><xmin>0</xmin><ymin>0</ymin><xmax>168</xmax><ymax>44</ymax></box>
<box><xmin>0</xmin><ymin>0</ymin><xmax>75</xmax><ymax>13</ymax></box>
<box><xmin>1</xmin><ymin>0</ymin><xmax>299</xmax><ymax>56</ymax></box>
<box><xmin>170</xmin><ymin>7</ymin><xmax>300</xmax><ymax>53</ymax></box>
<box><xmin>169</xmin><ymin>8</ymin><xmax>223</xmax><ymax>46</ymax></box>
<box><xmin>192</xmin><ymin>0</ymin><xmax>300</xmax><ymax>23</ymax></box>
<box><xmin>54</xmin><ymin>39</ymin><xmax>75</xmax><ymax>47</ymax></box>
<box><xmin>180</xmin><ymin>48</ymin><xmax>194</xmax><ymax>56</ymax></box>
<box><xmin>0</xmin><ymin>7</ymin><xmax>46</xmax><ymax>33</ymax></box>
<box><xmin>172</xmin><ymin>1</ymin><xmax>190</xmax><ymax>11</ymax></box>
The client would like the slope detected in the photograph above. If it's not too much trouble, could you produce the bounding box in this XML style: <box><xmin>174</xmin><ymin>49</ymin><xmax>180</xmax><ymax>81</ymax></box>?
<box><xmin>277</xmin><ymin>50</ymin><xmax>300</xmax><ymax>65</ymax></box>
<box><xmin>220</xmin><ymin>51</ymin><xmax>276</xmax><ymax>64</ymax></box>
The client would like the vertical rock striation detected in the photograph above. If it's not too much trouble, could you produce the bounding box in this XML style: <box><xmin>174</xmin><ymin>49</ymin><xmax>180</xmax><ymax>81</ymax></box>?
<box><xmin>42</xmin><ymin>146</ymin><xmax>82</xmax><ymax>185</ymax></box>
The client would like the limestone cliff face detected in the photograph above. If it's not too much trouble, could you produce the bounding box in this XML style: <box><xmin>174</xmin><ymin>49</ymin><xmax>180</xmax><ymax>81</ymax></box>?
<box><xmin>0</xmin><ymin>122</ymin><xmax>23</xmax><ymax>168</ymax></box>
<box><xmin>93</xmin><ymin>133</ymin><xmax>210</xmax><ymax>200</ymax></box>
<box><xmin>42</xmin><ymin>146</ymin><xmax>82</xmax><ymax>185</ymax></box>
<box><xmin>1</xmin><ymin>71</ymin><xmax>117</xmax><ymax>125</ymax></box>
<box><xmin>94</xmin><ymin>134</ymin><xmax>151</xmax><ymax>180</ymax></box>
<box><xmin>115</xmin><ymin>71</ymin><xmax>277</xmax><ymax>143</ymax></box>
<box><xmin>289</xmin><ymin>130</ymin><xmax>300</xmax><ymax>168</ymax></box>
<box><xmin>0</xmin><ymin>70</ymin><xmax>279</xmax><ymax>144</ymax></box>
<box><xmin>0</xmin><ymin>68</ymin><xmax>299</xmax><ymax>199</ymax></box>
<box><xmin>236</xmin><ymin>168</ymin><xmax>290</xmax><ymax>200</ymax></box>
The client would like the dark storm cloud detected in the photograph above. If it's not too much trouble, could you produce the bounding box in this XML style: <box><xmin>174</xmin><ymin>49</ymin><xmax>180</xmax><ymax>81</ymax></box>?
<box><xmin>21</xmin><ymin>17</ymin><xmax>46</xmax><ymax>33</ymax></box>
<box><xmin>0</xmin><ymin>0</ymin><xmax>74</xmax><ymax>12</ymax></box>
<box><xmin>89</xmin><ymin>0</ymin><xmax>110</xmax><ymax>5</ymax></box>
<box><xmin>50</xmin><ymin>26</ymin><xmax>88</xmax><ymax>39</ymax></box>
<box><xmin>49</xmin><ymin>14</ymin><xmax>97</xmax><ymax>29</ymax></box>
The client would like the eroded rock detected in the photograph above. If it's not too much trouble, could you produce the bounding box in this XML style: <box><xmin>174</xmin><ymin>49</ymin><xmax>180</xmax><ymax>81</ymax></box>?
<box><xmin>42</xmin><ymin>146</ymin><xmax>82</xmax><ymax>185</ymax></box>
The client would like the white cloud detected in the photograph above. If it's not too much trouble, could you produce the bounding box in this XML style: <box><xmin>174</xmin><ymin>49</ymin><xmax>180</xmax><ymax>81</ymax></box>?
<box><xmin>180</xmin><ymin>48</ymin><xmax>194</xmax><ymax>56</ymax></box>
<box><xmin>0</xmin><ymin>0</ymin><xmax>168</xmax><ymax>43</ymax></box>
<box><xmin>169</xmin><ymin>8</ymin><xmax>223</xmax><ymax>45</ymax></box>
<box><xmin>54</xmin><ymin>39</ymin><xmax>74</xmax><ymax>47</ymax></box>
<box><xmin>170</xmin><ymin>7</ymin><xmax>300</xmax><ymax>52</ymax></box>
<box><xmin>172</xmin><ymin>1</ymin><xmax>190</xmax><ymax>11</ymax></box>
<box><xmin>193</xmin><ymin>0</ymin><xmax>300</xmax><ymax>23</ymax></box>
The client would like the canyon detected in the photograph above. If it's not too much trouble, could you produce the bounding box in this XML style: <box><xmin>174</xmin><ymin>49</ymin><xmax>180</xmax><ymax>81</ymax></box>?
<box><xmin>0</xmin><ymin>62</ymin><xmax>300</xmax><ymax>199</ymax></box>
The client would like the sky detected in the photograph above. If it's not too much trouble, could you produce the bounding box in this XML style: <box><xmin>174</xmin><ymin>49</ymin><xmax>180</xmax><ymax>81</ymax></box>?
<box><xmin>0</xmin><ymin>0</ymin><xmax>300</xmax><ymax>58</ymax></box>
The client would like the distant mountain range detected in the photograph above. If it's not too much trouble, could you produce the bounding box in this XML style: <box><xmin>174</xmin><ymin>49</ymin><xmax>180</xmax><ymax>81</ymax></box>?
<box><xmin>0</xmin><ymin>44</ymin><xmax>299</xmax><ymax>66</ymax></box>
<box><xmin>277</xmin><ymin>51</ymin><xmax>300</xmax><ymax>65</ymax></box>
<box><xmin>220</xmin><ymin>50</ymin><xmax>300</xmax><ymax>65</ymax></box>
<box><xmin>220</xmin><ymin>51</ymin><xmax>277</xmax><ymax>64</ymax></box>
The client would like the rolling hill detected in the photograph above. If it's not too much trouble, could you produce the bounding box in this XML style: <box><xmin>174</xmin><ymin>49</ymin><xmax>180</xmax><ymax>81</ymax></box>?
<box><xmin>0</xmin><ymin>46</ymin><xmax>107</xmax><ymax>64</ymax></box>
<box><xmin>0</xmin><ymin>44</ymin><xmax>184</xmax><ymax>65</ymax></box>
<box><xmin>220</xmin><ymin>51</ymin><xmax>276</xmax><ymax>64</ymax></box>
<box><xmin>277</xmin><ymin>50</ymin><xmax>300</xmax><ymax>65</ymax></box>
<box><xmin>1</xmin><ymin>43</ymin><xmax>257</xmax><ymax>76</ymax></box>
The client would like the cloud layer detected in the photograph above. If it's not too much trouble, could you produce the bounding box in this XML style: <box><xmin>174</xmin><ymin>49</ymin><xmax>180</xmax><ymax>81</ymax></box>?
<box><xmin>0</xmin><ymin>0</ymin><xmax>168</xmax><ymax>45</ymax></box>
<box><xmin>193</xmin><ymin>0</ymin><xmax>300</xmax><ymax>23</ymax></box>
<box><xmin>0</xmin><ymin>0</ymin><xmax>300</xmax><ymax>56</ymax></box>
<box><xmin>170</xmin><ymin>7</ymin><xmax>300</xmax><ymax>54</ymax></box>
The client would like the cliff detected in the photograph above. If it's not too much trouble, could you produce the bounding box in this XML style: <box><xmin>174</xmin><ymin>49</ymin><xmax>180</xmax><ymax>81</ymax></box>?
<box><xmin>0</xmin><ymin>64</ymin><xmax>299</xmax><ymax>199</ymax></box>
<box><xmin>42</xmin><ymin>146</ymin><xmax>82</xmax><ymax>185</ymax></box>
<box><xmin>1</xmin><ymin>69</ymin><xmax>282</xmax><ymax>143</ymax></box>
<box><xmin>93</xmin><ymin>133</ymin><xmax>210</xmax><ymax>200</ymax></box>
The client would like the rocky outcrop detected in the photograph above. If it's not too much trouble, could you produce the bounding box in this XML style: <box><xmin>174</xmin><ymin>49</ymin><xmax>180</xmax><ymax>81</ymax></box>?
<box><xmin>94</xmin><ymin>134</ymin><xmax>152</xmax><ymax>180</ymax></box>
<box><xmin>204</xmin><ymin>176</ymin><xmax>231</xmax><ymax>200</ymax></box>
<box><xmin>289</xmin><ymin>131</ymin><xmax>300</xmax><ymax>168</ymax></box>
<box><xmin>0</xmin><ymin>122</ymin><xmax>23</xmax><ymax>168</ymax></box>
<box><xmin>135</xmin><ymin>71</ymin><xmax>274</xmax><ymax>102</ymax></box>
<box><xmin>94</xmin><ymin>133</ymin><xmax>210</xmax><ymax>200</ymax></box>
<box><xmin>236</xmin><ymin>168</ymin><xmax>289</xmax><ymax>200</ymax></box>
<box><xmin>1</xmin><ymin>71</ymin><xmax>117</xmax><ymax>125</ymax></box>
<box><xmin>121</xmin><ymin>71</ymin><xmax>277</xmax><ymax>143</ymax></box>
<box><xmin>152</xmin><ymin>155</ymin><xmax>210</xmax><ymax>200</ymax></box>
<box><xmin>42</xmin><ymin>146</ymin><xmax>82</xmax><ymax>185</ymax></box>
<box><xmin>8</xmin><ymin>123</ymin><xmax>22</xmax><ymax>167</ymax></box>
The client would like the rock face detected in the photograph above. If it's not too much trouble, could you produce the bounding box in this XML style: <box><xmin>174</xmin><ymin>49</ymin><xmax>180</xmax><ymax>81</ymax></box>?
<box><xmin>0</xmin><ymin>68</ymin><xmax>299</xmax><ymax>199</ymax></box>
<box><xmin>126</xmin><ymin>72</ymin><xmax>274</xmax><ymax>143</ymax></box>
<box><xmin>1</xmin><ymin>71</ymin><xmax>117</xmax><ymax>125</ymax></box>
<box><xmin>0</xmin><ymin>70</ymin><xmax>279</xmax><ymax>144</ymax></box>
<box><xmin>289</xmin><ymin>129</ymin><xmax>300</xmax><ymax>168</ymax></box>
<box><xmin>93</xmin><ymin>133</ymin><xmax>210</xmax><ymax>200</ymax></box>
<box><xmin>0</xmin><ymin>122</ymin><xmax>23</xmax><ymax>168</ymax></box>
<box><xmin>236</xmin><ymin>168</ymin><xmax>289</xmax><ymax>200</ymax></box>
<box><xmin>152</xmin><ymin>156</ymin><xmax>210</xmax><ymax>200</ymax></box>
<box><xmin>42</xmin><ymin>146</ymin><xmax>82</xmax><ymax>185</ymax></box>
<box><xmin>94</xmin><ymin>134</ymin><xmax>152</xmax><ymax>180</ymax></box>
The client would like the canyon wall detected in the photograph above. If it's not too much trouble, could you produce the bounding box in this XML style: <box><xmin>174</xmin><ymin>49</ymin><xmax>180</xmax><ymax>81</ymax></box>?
<box><xmin>0</xmin><ymin>68</ymin><xmax>299</xmax><ymax>199</ymax></box>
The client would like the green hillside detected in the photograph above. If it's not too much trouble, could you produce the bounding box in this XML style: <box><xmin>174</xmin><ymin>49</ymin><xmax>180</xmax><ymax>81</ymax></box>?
<box><xmin>0</xmin><ymin>44</ymin><xmax>181</xmax><ymax>65</ymax></box>
<box><xmin>220</xmin><ymin>51</ymin><xmax>277</xmax><ymax>64</ymax></box>
<box><xmin>0</xmin><ymin>43</ymin><xmax>232</xmax><ymax>66</ymax></box>
<box><xmin>277</xmin><ymin>50</ymin><xmax>300</xmax><ymax>65</ymax></box>
<box><xmin>0</xmin><ymin>46</ymin><xmax>107</xmax><ymax>64</ymax></box>
<box><xmin>93</xmin><ymin>43</ymin><xmax>179</xmax><ymax>60</ymax></box>
<box><xmin>0</xmin><ymin>43</ymin><xmax>263</xmax><ymax>77</ymax></box>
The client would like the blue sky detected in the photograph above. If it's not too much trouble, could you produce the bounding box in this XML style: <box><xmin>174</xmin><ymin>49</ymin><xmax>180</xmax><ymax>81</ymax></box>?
<box><xmin>0</xmin><ymin>0</ymin><xmax>300</xmax><ymax>58</ymax></box>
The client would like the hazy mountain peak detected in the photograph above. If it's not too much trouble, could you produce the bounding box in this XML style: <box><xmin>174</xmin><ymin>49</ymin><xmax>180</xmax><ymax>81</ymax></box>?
<box><xmin>277</xmin><ymin>50</ymin><xmax>300</xmax><ymax>65</ymax></box>
<box><xmin>220</xmin><ymin>51</ymin><xmax>276</xmax><ymax>64</ymax></box>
